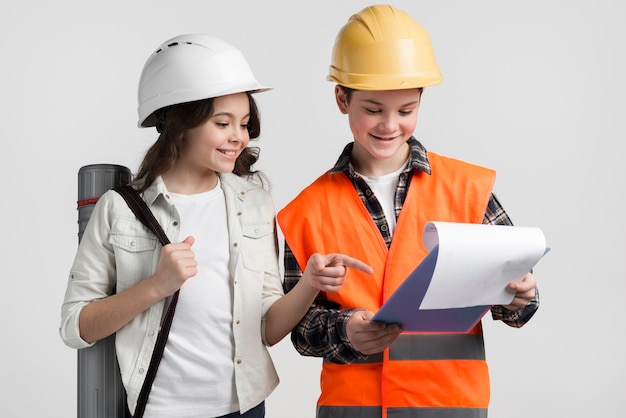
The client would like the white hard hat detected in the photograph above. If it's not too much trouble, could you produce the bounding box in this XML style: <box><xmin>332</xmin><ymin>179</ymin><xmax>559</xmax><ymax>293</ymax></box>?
<box><xmin>137</xmin><ymin>34</ymin><xmax>271</xmax><ymax>128</ymax></box>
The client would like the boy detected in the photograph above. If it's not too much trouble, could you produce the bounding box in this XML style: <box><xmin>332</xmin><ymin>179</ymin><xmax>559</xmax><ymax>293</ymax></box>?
<box><xmin>277</xmin><ymin>4</ymin><xmax>539</xmax><ymax>418</ymax></box>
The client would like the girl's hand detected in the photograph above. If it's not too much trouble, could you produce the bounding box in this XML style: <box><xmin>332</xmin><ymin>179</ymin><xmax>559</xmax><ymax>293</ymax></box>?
<box><xmin>150</xmin><ymin>236</ymin><xmax>197</xmax><ymax>298</ymax></box>
<box><xmin>303</xmin><ymin>253</ymin><xmax>373</xmax><ymax>293</ymax></box>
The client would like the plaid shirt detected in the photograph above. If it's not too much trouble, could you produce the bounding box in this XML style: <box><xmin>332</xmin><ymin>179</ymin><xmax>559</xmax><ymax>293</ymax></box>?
<box><xmin>283</xmin><ymin>137</ymin><xmax>540</xmax><ymax>363</ymax></box>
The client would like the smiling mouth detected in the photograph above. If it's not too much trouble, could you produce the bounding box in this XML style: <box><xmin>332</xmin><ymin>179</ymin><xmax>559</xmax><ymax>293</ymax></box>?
<box><xmin>219</xmin><ymin>150</ymin><xmax>238</xmax><ymax>157</ymax></box>
<box><xmin>371</xmin><ymin>134</ymin><xmax>397</xmax><ymax>141</ymax></box>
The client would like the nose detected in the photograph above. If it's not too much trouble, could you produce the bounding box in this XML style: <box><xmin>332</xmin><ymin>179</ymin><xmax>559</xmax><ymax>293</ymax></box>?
<box><xmin>378</xmin><ymin>113</ymin><xmax>398</xmax><ymax>133</ymax></box>
<box><xmin>230</xmin><ymin>125</ymin><xmax>249</xmax><ymax>143</ymax></box>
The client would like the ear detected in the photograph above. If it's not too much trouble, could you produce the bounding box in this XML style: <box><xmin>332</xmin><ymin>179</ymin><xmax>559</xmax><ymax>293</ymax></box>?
<box><xmin>335</xmin><ymin>85</ymin><xmax>349</xmax><ymax>114</ymax></box>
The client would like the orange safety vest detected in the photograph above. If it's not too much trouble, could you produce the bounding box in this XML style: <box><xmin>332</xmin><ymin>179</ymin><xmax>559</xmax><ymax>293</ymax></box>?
<box><xmin>277</xmin><ymin>152</ymin><xmax>496</xmax><ymax>418</ymax></box>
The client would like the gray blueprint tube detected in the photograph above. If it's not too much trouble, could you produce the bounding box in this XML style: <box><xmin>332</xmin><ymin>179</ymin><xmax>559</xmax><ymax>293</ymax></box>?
<box><xmin>77</xmin><ymin>164</ymin><xmax>132</xmax><ymax>418</ymax></box>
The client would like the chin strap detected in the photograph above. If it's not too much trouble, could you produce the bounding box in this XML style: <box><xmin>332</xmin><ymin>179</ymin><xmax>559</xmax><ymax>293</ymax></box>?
<box><xmin>155</xmin><ymin>109</ymin><xmax>166</xmax><ymax>133</ymax></box>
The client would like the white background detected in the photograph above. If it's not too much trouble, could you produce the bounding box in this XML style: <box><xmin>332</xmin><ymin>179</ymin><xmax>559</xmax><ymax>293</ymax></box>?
<box><xmin>2</xmin><ymin>0</ymin><xmax>625</xmax><ymax>416</ymax></box>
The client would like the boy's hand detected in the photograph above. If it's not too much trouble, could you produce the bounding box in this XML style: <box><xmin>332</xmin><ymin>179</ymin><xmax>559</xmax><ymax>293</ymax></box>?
<box><xmin>502</xmin><ymin>272</ymin><xmax>536</xmax><ymax>311</ymax></box>
<box><xmin>347</xmin><ymin>310</ymin><xmax>402</xmax><ymax>355</ymax></box>
<box><xmin>304</xmin><ymin>253</ymin><xmax>373</xmax><ymax>293</ymax></box>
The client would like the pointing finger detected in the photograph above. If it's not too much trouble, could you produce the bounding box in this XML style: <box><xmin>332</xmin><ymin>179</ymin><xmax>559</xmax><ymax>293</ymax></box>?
<box><xmin>336</xmin><ymin>254</ymin><xmax>373</xmax><ymax>274</ymax></box>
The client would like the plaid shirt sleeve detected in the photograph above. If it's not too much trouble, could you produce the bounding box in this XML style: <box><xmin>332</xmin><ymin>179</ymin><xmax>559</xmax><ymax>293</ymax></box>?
<box><xmin>283</xmin><ymin>243</ymin><xmax>367</xmax><ymax>363</ymax></box>
<box><xmin>485</xmin><ymin>193</ymin><xmax>540</xmax><ymax>327</ymax></box>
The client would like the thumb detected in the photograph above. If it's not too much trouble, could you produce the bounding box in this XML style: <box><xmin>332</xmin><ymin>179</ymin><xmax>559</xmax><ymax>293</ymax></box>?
<box><xmin>182</xmin><ymin>236</ymin><xmax>195</xmax><ymax>247</ymax></box>
<box><xmin>359</xmin><ymin>310</ymin><xmax>375</xmax><ymax>321</ymax></box>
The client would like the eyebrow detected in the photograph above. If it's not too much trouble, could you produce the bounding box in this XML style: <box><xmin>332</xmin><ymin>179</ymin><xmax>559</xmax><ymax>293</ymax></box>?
<box><xmin>360</xmin><ymin>99</ymin><xmax>420</xmax><ymax>107</ymax></box>
<box><xmin>211</xmin><ymin>111</ymin><xmax>251</xmax><ymax>118</ymax></box>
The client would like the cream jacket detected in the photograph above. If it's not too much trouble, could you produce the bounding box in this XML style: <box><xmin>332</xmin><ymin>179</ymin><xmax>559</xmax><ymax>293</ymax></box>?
<box><xmin>60</xmin><ymin>173</ymin><xmax>282</xmax><ymax>414</ymax></box>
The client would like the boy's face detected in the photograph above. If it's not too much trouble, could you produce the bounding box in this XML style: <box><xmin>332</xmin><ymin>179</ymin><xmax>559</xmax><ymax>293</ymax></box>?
<box><xmin>336</xmin><ymin>87</ymin><xmax>421</xmax><ymax>174</ymax></box>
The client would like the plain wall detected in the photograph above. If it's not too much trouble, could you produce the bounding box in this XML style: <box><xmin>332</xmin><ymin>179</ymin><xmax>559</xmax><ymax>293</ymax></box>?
<box><xmin>2</xmin><ymin>0</ymin><xmax>624</xmax><ymax>416</ymax></box>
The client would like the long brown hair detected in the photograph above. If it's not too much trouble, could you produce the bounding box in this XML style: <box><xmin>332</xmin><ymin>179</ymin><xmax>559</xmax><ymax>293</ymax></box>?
<box><xmin>134</xmin><ymin>93</ymin><xmax>261</xmax><ymax>192</ymax></box>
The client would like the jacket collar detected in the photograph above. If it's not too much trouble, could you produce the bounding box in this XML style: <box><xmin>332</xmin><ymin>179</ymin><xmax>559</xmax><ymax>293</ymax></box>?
<box><xmin>139</xmin><ymin>172</ymin><xmax>262</xmax><ymax>207</ymax></box>
<box><xmin>140</xmin><ymin>176</ymin><xmax>168</xmax><ymax>207</ymax></box>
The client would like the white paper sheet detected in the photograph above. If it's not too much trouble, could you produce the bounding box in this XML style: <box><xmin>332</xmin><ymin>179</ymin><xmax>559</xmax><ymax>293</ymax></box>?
<box><xmin>419</xmin><ymin>221</ymin><xmax>547</xmax><ymax>309</ymax></box>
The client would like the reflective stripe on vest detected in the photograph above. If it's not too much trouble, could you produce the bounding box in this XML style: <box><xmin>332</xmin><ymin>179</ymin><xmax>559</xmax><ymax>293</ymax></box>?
<box><xmin>277</xmin><ymin>152</ymin><xmax>496</xmax><ymax>416</ymax></box>
<box><xmin>323</xmin><ymin>333</ymin><xmax>486</xmax><ymax>364</ymax></box>
<box><xmin>318</xmin><ymin>406</ymin><xmax>488</xmax><ymax>418</ymax></box>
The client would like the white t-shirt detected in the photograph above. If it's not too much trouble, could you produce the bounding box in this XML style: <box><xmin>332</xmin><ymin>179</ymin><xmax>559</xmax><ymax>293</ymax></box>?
<box><xmin>356</xmin><ymin>161</ymin><xmax>408</xmax><ymax>237</ymax></box>
<box><xmin>145</xmin><ymin>180</ymin><xmax>238</xmax><ymax>417</ymax></box>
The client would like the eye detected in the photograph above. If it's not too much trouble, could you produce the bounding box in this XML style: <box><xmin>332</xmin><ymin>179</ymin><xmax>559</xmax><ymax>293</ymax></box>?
<box><xmin>399</xmin><ymin>109</ymin><xmax>414</xmax><ymax>116</ymax></box>
<box><xmin>365</xmin><ymin>108</ymin><xmax>381</xmax><ymax>114</ymax></box>
<box><xmin>215</xmin><ymin>122</ymin><xmax>229</xmax><ymax>128</ymax></box>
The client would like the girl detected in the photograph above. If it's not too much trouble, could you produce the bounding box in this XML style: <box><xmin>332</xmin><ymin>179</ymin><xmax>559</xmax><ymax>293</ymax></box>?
<box><xmin>60</xmin><ymin>34</ymin><xmax>370</xmax><ymax>418</ymax></box>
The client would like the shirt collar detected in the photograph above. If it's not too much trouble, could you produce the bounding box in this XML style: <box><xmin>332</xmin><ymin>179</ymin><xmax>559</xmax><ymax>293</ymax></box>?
<box><xmin>140</xmin><ymin>175</ymin><xmax>169</xmax><ymax>207</ymax></box>
<box><xmin>139</xmin><ymin>172</ymin><xmax>263</xmax><ymax>207</ymax></box>
<box><xmin>329</xmin><ymin>136</ymin><xmax>432</xmax><ymax>177</ymax></box>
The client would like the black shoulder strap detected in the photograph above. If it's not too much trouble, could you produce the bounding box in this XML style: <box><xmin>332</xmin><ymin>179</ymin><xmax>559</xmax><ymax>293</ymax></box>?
<box><xmin>113</xmin><ymin>185</ymin><xmax>170</xmax><ymax>246</ymax></box>
<box><xmin>113</xmin><ymin>185</ymin><xmax>179</xmax><ymax>418</ymax></box>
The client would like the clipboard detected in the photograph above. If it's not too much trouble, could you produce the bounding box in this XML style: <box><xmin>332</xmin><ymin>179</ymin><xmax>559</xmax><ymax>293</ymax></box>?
<box><xmin>372</xmin><ymin>222</ymin><xmax>548</xmax><ymax>333</ymax></box>
<box><xmin>372</xmin><ymin>245</ymin><xmax>490</xmax><ymax>332</ymax></box>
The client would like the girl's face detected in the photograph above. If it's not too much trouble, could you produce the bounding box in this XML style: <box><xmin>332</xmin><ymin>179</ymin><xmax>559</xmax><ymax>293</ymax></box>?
<box><xmin>336</xmin><ymin>87</ymin><xmax>421</xmax><ymax>175</ymax></box>
<box><xmin>181</xmin><ymin>93</ymin><xmax>251</xmax><ymax>175</ymax></box>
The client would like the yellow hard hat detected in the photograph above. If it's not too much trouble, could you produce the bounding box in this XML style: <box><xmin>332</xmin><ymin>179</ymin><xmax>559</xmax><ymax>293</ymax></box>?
<box><xmin>328</xmin><ymin>4</ymin><xmax>443</xmax><ymax>90</ymax></box>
